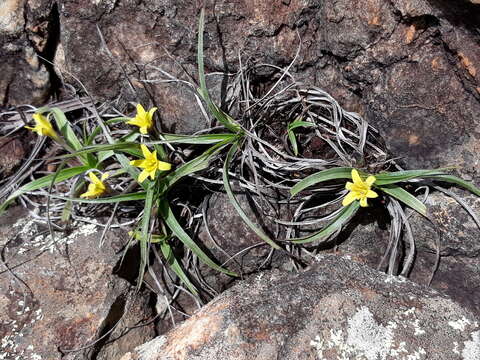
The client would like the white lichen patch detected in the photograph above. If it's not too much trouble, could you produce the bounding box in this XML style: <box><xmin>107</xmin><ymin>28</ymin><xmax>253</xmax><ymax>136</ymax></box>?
<box><xmin>346</xmin><ymin>306</ymin><xmax>394</xmax><ymax>360</ymax></box>
<box><xmin>412</xmin><ymin>319</ymin><xmax>425</xmax><ymax>336</ymax></box>
<box><xmin>384</xmin><ymin>275</ymin><xmax>407</xmax><ymax>284</ymax></box>
<box><xmin>462</xmin><ymin>331</ymin><xmax>480</xmax><ymax>360</ymax></box>
<box><xmin>12</xmin><ymin>219</ymin><xmax>98</xmax><ymax>254</ymax></box>
<box><xmin>453</xmin><ymin>341</ymin><xmax>460</xmax><ymax>355</ymax></box>
<box><xmin>448</xmin><ymin>317</ymin><xmax>471</xmax><ymax>332</ymax></box>
<box><xmin>309</xmin><ymin>307</ymin><xmax>431</xmax><ymax>360</ymax></box>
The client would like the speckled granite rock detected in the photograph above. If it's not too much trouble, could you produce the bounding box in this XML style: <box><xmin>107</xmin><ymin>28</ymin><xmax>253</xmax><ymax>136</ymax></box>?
<box><xmin>0</xmin><ymin>207</ymin><xmax>155</xmax><ymax>360</ymax></box>
<box><xmin>120</xmin><ymin>255</ymin><xmax>480</xmax><ymax>360</ymax></box>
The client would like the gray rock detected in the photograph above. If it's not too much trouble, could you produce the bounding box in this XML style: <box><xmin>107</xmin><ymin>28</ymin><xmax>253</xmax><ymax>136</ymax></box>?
<box><xmin>0</xmin><ymin>0</ymin><xmax>54</xmax><ymax>105</ymax></box>
<box><xmin>120</xmin><ymin>255</ymin><xmax>480</xmax><ymax>360</ymax></box>
<box><xmin>338</xmin><ymin>191</ymin><xmax>480</xmax><ymax>318</ymax></box>
<box><xmin>0</xmin><ymin>207</ymin><xmax>155</xmax><ymax>359</ymax></box>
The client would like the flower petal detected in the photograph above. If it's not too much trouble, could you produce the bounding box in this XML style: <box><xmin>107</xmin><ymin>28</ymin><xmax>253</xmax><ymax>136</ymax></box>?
<box><xmin>80</xmin><ymin>184</ymin><xmax>98</xmax><ymax>198</ymax></box>
<box><xmin>345</xmin><ymin>181</ymin><xmax>354</xmax><ymax>191</ymax></box>
<box><xmin>157</xmin><ymin>161</ymin><xmax>172</xmax><ymax>171</ymax></box>
<box><xmin>366</xmin><ymin>189</ymin><xmax>378</xmax><ymax>198</ymax></box>
<box><xmin>136</xmin><ymin>104</ymin><xmax>146</xmax><ymax>116</ymax></box>
<box><xmin>138</xmin><ymin>170</ymin><xmax>149</xmax><ymax>183</ymax></box>
<box><xmin>140</xmin><ymin>144</ymin><xmax>151</xmax><ymax>158</ymax></box>
<box><xmin>342</xmin><ymin>191</ymin><xmax>358</xmax><ymax>206</ymax></box>
<box><xmin>148</xmin><ymin>107</ymin><xmax>157</xmax><ymax>119</ymax></box>
<box><xmin>139</xmin><ymin>126</ymin><xmax>148</xmax><ymax>135</ymax></box>
<box><xmin>126</xmin><ymin>118</ymin><xmax>141</xmax><ymax>126</ymax></box>
<box><xmin>101</xmin><ymin>172</ymin><xmax>109</xmax><ymax>181</ymax></box>
<box><xmin>365</xmin><ymin>175</ymin><xmax>376</xmax><ymax>186</ymax></box>
<box><xmin>351</xmin><ymin>169</ymin><xmax>362</xmax><ymax>185</ymax></box>
<box><xmin>149</xmin><ymin>170</ymin><xmax>156</xmax><ymax>180</ymax></box>
<box><xmin>359</xmin><ymin>197</ymin><xmax>368</xmax><ymax>207</ymax></box>
<box><xmin>88</xmin><ymin>172</ymin><xmax>101</xmax><ymax>185</ymax></box>
<box><xmin>130</xmin><ymin>159</ymin><xmax>145</xmax><ymax>167</ymax></box>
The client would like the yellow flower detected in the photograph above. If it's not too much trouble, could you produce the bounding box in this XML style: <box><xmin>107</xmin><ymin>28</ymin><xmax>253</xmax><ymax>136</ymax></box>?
<box><xmin>25</xmin><ymin>113</ymin><xmax>59</xmax><ymax>140</ymax></box>
<box><xmin>130</xmin><ymin>144</ymin><xmax>171</xmax><ymax>183</ymax></box>
<box><xmin>80</xmin><ymin>172</ymin><xmax>109</xmax><ymax>199</ymax></box>
<box><xmin>342</xmin><ymin>169</ymin><xmax>378</xmax><ymax>207</ymax></box>
<box><xmin>126</xmin><ymin>104</ymin><xmax>157</xmax><ymax>134</ymax></box>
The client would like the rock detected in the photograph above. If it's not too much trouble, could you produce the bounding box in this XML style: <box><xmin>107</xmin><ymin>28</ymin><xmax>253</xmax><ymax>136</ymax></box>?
<box><xmin>334</xmin><ymin>191</ymin><xmax>480</xmax><ymax>318</ymax></box>
<box><xmin>0</xmin><ymin>0</ymin><xmax>55</xmax><ymax>105</ymax></box>
<box><xmin>0</xmin><ymin>207</ymin><xmax>156</xmax><ymax>359</ymax></box>
<box><xmin>121</xmin><ymin>255</ymin><xmax>480</xmax><ymax>360</ymax></box>
<box><xmin>0</xmin><ymin>137</ymin><xmax>25</xmax><ymax>176</ymax></box>
<box><xmin>198</xmin><ymin>193</ymin><xmax>290</xmax><ymax>282</ymax></box>
<box><xmin>1</xmin><ymin>0</ymin><xmax>479</xmax><ymax>178</ymax></box>
<box><xmin>54</xmin><ymin>0</ymin><xmax>480</xmax><ymax>181</ymax></box>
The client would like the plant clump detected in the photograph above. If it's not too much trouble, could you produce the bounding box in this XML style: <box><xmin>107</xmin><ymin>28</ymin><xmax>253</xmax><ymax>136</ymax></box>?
<box><xmin>1</xmin><ymin>9</ymin><xmax>479</xmax><ymax>308</ymax></box>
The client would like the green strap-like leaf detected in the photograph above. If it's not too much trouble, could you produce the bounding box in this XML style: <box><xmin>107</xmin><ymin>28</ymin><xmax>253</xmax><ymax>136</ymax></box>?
<box><xmin>197</xmin><ymin>8</ymin><xmax>241</xmax><ymax>133</ymax></box>
<box><xmin>47</xmin><ymin>192</ymin><xmax>147</xmax><ymax>204</ymax></box>
<box><xmin>150</xmin><ymin>133</ymin><xmax>237</xmax><ymax>145</ymax></box>
<box><xmin>159</xmin><ymin>200</ymin><xmax>237</xmax><ymax>277</ymax></box>
<box><xmin>0</xmin><ymin>165</ymin><xmax>91</xmax><ymax>213</ymax></box>
<box><xmin>290</xmin><ymin>167</ymin><xmax>354</xmax><ymax>196</ymax></box>
<box><xmin>425</xmin><ymin>174</ymin><xmax>480</xmax><ymax>197</ymax></box>
<box><xmin>136</xmin><ymin>181</ymin><xmax>156</xmax><ymax>288</ymax></box>
<box><xmin>223</xmin><ymin>143</ymin><xmax>281</xmax><ymax>250</ymax></box>
<box><xmin>159</xmin><ymin>240</ymin><xmax>199</xmax><ymax>296</ymax></box>
<box><xmin>378</xmin><ymin>185</ymin><xmax>427</xmax><ymax>216</ymax></box>
<box><xmin>374</xmin><ymin>169</ymin><xmax>449</xmax><ymax>185</ymax></box>
<box><xmin>49</xmin><ymin>107</ymin><xmax>96</xmax><ymax>166</ymax></box>
<box><xmin>290</xmin><ymin>201</ymin><xmax>360</xmax><ymax>244</ymax></box>
<box><xmin>161</xmin><ymin>138</ymin><xmax>233</xmax><ymax>190</ymax></box>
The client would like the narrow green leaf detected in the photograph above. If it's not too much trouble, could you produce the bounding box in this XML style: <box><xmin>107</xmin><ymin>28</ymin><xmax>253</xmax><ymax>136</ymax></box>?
<box><xmin>287</xmin><ymin>127</ymin><xmax>299</xmax><ymax>156</ymax></box>
<box><xmin>223</xmin><ymin>143</ymin><xmax>281</xmax><ymax>250</ymax></box>
<box><xmin>290</xmin><ymin>167</ymin><xmax>354</xmax><ymax>196</ymax></box>
<box><xmin>130</xmin><ymin>231</ymin><xmax>169</xmax><ymax>244</ymax></box>
<box><xmin>161</xmin><ymin>138</ymin><xmax>232</xmax><ymax>191</ymax></box>
<box><xmin>137</xmin><ymin>181</ymin><xmax>156</xmax><ymax>288</ymax></box>
<box><xmin>374</xmin><ymin>169</ymin><xmax>448</xmax><ymax>185</ymax></box>
<box><xmin>159</xmin><ymin>240</ymin><xmax>198</xmax><ymax>296</ymax></box>
<box><xmin>150</xmin><ymin>133</ymin><xmax>237</xmax><ymax>145</ymax></box>
<box><xmin>287</xmin><ymin>120</ymin><xmax>315</xmax><ymax>131</ymax></box>
<box><xmin>159</xmin><ymin>200</ymin><xmax>237</xmax><ymax>276</ymax></box>
<box><xmin>86</xmin><ymin>117</ymin><xmax>130</xmax><ymax>145</ymax></box>
<box><xmin>55</xmin><ymin>142</ymin><xmax>140</xmax><ymax>159</ymax></box>
<box><xmin>290</xmin><ymin>201</ymin><xmax>360</xmax><ymax>244</ymax></box>
<box><xmin>197</xmin><ymin>8</ymin><xmax>241</xmax><ymax>133</ymax></box>
<box><xmin>425</xmin><ymin>174</ymin><xmax>480</xmax><ymax>197</ymax></box>
<box><xmin>49</xmin><ymin>107</ymin><xmax>83</xmax><ymax>151</ymax></box>
<box><xmin>49</xmin><ymin>107</ymin><xmax>96</xmax><ymax>166</ymax></box>
<box><xmin>47</xmin><ymin>191</ymin><xmax>147</xmax><ymax>203</ymax></box>
<box><xmin>378</xmin><ymin>185</ymin><xmax>427</xmax><ymax>216</ymax></box>
<box><xmin>0</xmin><ymin>165</ymin><xmax>91</xmax><ymax>213</ymax></box>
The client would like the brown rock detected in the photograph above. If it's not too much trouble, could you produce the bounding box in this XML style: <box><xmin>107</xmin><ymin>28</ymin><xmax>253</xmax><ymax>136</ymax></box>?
<box><xmin>0</xmin><ymin>0</ymin><xmax>55</xmax><ymax>105</ymax></box>
<box><xmin>122</xmin><ymin>255</ymin><xmax>480</xmax><ymax>359</ymax></box>
<box><xmin>337</xmin><ymin>191</ymin><xmax>480</xmax><ymax>318</ymax></box>
<box><xmin>0</xmin><ymin>207</ymin><xmax>156</xmax><ymax>359</ymax></box>
<box><xmin>0</xmin><ymin>137</ymin><xmax>25</xmax><ymax>176</ymax></box>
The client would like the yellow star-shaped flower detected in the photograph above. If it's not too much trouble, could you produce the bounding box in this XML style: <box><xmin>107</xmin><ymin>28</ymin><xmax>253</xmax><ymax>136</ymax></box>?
<box><xmin>342</xmin><ymin>169</ymin><xmax>378</xmax><ymax>207</ymax></box>
<box><xmin>130</xmin><ymin>144</ymin><xmax>171</xmax><ymax>183</ymax></box>
<box><xmin>25</xmin><ymin>113</ymin><xmax>59</xmax><ymax>140</ymax></box>
<box><xmin>126</xmin><ymin>104</ymin><xmax>157</xmax><ymax>134</ymax></box>
<box><xmin>80</xmin><ymin>172</ymin><xmax>109</xmax><ymax>199</ymax></box>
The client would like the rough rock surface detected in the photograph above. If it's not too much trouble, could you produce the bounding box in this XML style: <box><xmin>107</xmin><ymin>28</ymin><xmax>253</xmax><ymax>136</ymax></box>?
<box><xmin>198</xmin><ymin>193</ymin><xmax>290</xmax><ymax>281</ymax></box>
<box><xmin>58</xmin><ymin>0</ymin><xmax>480</xmax><ymax>179</ymax></box>
<box><xmin>0</xmin><ymin>207</ymin><xmax>155</xmax><ymax>360</ymax></box>
<box><xmin>121</xmin><ymin>254</ymin><xmax>480</xmax><ymax>360</ymax></box>
<box><xmin>0</xmin><ymin>0</ymin><xmax>55</xmax><ymax>105</ymax></box>
<box><xmin>338</xmin><ymin>191</ymin><xmax>480</xmax><ymax>318</ymax></box>
<box><xmin>2</xmin><ymin>0</ymin><xmax>478</xmax><ymax>179</ymax></box>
